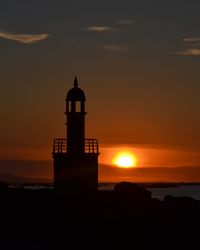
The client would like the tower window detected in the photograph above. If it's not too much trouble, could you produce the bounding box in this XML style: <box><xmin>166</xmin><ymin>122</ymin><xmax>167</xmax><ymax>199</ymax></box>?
<box><xmin>75</xmin><ymin>101</ymin><xmax>81</xmax><ymax>112</ymax></box>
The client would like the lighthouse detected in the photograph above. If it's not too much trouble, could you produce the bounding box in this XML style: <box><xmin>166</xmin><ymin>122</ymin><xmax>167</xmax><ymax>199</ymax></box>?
<box><xmin>52</xmin><ymin>77</ymin><xmax>99</xmax><ymax>194</ymax></box>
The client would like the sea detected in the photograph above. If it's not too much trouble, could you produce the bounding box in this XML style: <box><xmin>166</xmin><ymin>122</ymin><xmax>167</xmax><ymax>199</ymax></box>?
<box><xmin>99</xmin><ymin>183</ymin><xmax>200</xmax><ymax>201</ymax></box>
<box><xmin>11</xmin><ymin>183</ymin><xmax>200</xmax><ymax>201</ymax></box>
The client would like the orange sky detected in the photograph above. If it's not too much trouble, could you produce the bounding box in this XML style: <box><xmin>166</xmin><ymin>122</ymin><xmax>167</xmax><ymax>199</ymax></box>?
<box><xmin>0</xmin><ymin>144</ymin><xmax>200</xmax><ymax>182</ymax></box>
<box><xmin>0</xmin><ymin>1</ymin><xmax>200</xmax><ymax>182</ymax></box>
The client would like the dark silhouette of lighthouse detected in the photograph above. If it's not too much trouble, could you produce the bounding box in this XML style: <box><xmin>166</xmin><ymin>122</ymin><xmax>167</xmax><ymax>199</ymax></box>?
<box><xmin>52</xmin><ymin>77</ymin><xmax>99</xmax><ymax>194</ymax></box>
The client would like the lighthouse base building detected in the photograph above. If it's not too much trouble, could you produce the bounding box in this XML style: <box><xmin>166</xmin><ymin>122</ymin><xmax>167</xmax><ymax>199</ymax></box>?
<box><xmin>52</xmin><ymin>77</ymin><xmax>99</xmax><ymax>195</ymax></box>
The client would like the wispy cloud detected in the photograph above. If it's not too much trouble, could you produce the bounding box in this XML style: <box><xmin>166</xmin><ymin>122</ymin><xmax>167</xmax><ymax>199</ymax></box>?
<box><xmin>183</xmin><ymin>37</ymin><xmax>200</xmax><ymax>47</ymax></box>
<box><xmin>116</xmin><ymin>19</ymin><xmax>138</xmax><ymax>25</ymax></box>
<box><xmin>184</xmin><ymin>37</ymin><xmax>200</xmax><ymax>42</ymax></box>
<box><xmin>84</xmin><ymin>26</ymin><xmax>117</xmax><ymax>32</ymax></box>
<box><xmin>84</xmin><ymin>19</ymin><xmax>139</xmax><ymax>33</ymax></box>
<box><xmin>172</xmin><ymin>36</ymin><xmax>200</xmax><ymax>56</ymax></box>
<box><xmin>174</xmin><ymin>48</ymin><xmax>200</xmax><ymax>56</ymax></box>
<box><xmin>0</xmin><ymin>31</ymin><xmax>49</xmax><ymax>44</ymax></box>
<box><xmin>97</xmin><ymin>44</ymin><xmax>132</xmax><ymax>52</ymax></box>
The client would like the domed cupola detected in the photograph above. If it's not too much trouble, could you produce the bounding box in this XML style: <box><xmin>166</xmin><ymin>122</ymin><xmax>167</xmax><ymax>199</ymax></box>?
<box><xmin>66</xmin><ymin>77</ymin><xmax>86</xmax><ymax>113</ymax></box>
<box><xmin>66</xmin><ymin>77</ymin><xmax>86</xmax><ymax>101</ymax></box>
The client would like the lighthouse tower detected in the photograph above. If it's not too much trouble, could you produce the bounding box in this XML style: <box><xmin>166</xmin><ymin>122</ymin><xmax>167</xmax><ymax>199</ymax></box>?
<box><xmin>52</xmin><ymin>77</ymin><xmax>99</xmax><ymax>194</ymax></box>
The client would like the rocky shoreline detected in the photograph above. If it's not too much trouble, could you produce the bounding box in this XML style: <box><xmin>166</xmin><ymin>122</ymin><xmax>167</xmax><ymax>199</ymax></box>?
<box><xmin>0</xmin><ymin>182</ymin><xmax>199</xmax><ymax>249</ymax></box>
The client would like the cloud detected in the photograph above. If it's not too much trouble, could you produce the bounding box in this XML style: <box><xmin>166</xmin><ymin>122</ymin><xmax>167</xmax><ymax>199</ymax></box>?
<box><xmin>0</xmin><ymin>31</ymin><xmax>49</xmax><ymax>44</ymax></box>
<box><xmin>183</xmin><ymin>37</ymin><xmax>200</xmax><ymax>47</ymax></box>
<box><xmin>184</xmin><ymin>37</ymin><xmax>200</xmax><ymax>42</ymax></box>
<box><xmin>116</xmin><ymin>19</ymin><xmax>137</xmax><ymax>25</ymax></box>
<box><xmin>97</xmin><ymin>44</ymin><xmax>132</xmax><ymax>52</ymax></box>
<box><xmin>84</xmin><ymin>20</ymin><xmax>138</xmax><ymax>33</ymax></box>
<box><xmin>84</xmin><ymin>26</ymin><xmax>117</xmax><ymax>32</ymax></box>
<box><xmin>173</xmin><ymin>37</ymin><xmax>200</xmax><ymax>56</ymax></box>
<box><xmin>175</xmin><ymin>48</ymin><xmax>200</xmax><ymax>56</ymax></box>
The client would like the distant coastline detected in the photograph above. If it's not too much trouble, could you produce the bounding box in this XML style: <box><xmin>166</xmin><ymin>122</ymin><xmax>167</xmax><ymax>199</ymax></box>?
<box><xmin>7</xmin><ymin>181</ymin><xmax>200</xmax><ymax>189</ymax></box>
<box><xmin>1</xmin><ymin>180</ymin><xmax>200</xmax><ymax>200</ymax></box>
<box><xmin>99</xmin><ymin>182</ymin><xmax>200</xmax><ymax>188</ymax></box>
<box><xmin>1</xmin><ymin>173</ymin><xmax>200</xmax><ymax>189</ymax></box>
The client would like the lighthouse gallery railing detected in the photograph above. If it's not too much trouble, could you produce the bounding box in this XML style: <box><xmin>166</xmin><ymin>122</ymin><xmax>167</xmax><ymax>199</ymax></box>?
<box><xmin>53</xmin><ymin>138</ymin><xmax>99</xmax><ymax>154</ymax></box>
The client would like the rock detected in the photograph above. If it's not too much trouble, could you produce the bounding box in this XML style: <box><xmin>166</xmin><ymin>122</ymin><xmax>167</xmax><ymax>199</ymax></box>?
<box><xmin>114</xmin><ymin>182</ymin><xmax>151</xmax><ymax>200</ymax></box>
<box><xmin>163</xmin><ymin>195</ymin><xmax>199</xmax><ymax>208</ymax></box>
<box><xmin>0</xmin><ymin>181</ymin><xmax>8</xmax><ymax>191</ymax></box>
<box><xmin>163</xmin><ymin>195</ymin><xmax>200</xmax><ymax>224</ymax></box>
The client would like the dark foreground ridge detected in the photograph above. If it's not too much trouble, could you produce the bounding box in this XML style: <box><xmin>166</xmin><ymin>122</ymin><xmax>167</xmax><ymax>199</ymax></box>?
<box><xmin>0</xmin><ymin>181</ymin><xmax>199</xmax><ymax>249</ymax></box>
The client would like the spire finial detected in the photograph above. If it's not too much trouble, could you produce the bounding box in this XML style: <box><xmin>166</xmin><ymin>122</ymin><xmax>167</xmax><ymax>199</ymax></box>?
<box><xmin>74</xmin><ymin>76</ymin><xmax>78</xmax><ymax>88</ymax></box>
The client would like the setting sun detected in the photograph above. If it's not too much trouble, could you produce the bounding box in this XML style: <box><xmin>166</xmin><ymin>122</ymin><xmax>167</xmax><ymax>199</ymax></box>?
<box><xmin>113</xmin><ymin>152</ymin><xmax>137</xmax><ymax>168</ymax></box>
